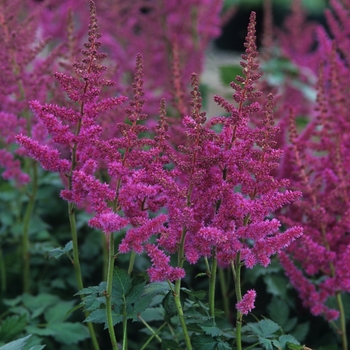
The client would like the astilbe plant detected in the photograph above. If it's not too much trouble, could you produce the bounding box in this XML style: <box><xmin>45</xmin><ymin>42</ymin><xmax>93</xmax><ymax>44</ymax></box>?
<box><xmin>16</xmin><ymin>2</ymin><xmax>127</xmax><ymax>349</ymax></box>
<box><xmin>267</xmin><ymin>1</ymin><xmax>350</xmax><ymax>349</ymax></box>
<box><xmin>14</xmin><ymin>3</ymin><xmax>305</xmax><ymax>350</ymax></box>
<box><xmin>0</xmin><ymin>0</ymin><xmax>65</xmax><ymax>293</ymax></box>
<box><xmin>278</xmin><ymin>44</ymin><xmax>350</xmax><ymax>350</ymax></box>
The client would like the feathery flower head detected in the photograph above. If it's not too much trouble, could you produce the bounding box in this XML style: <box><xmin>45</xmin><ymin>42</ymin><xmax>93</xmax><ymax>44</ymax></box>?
<box><xmin>236</xmin><ymin>289</ymin><xmax>257</xmax><ymax>315</ymax></box>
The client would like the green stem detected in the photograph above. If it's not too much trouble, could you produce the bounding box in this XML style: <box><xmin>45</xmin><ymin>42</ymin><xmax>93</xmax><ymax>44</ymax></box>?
<box><xmin>208</xmin><ymin>250</ymin><xmax>218</xmax><ymax>320</ymax></box>
<box><xmin>22</xmin><ymin>161</ymin><xmax>38</xmax><ymax>293</ymax></box>
<box><xmin>105</xmin><ymin>232</ymin><xmax>118</xmax><ymax>350</ymax></box>
<box><xmin>173</xmin><ymin>228</ymin><xmax>192</xmax><ymax>350</ymax></box>
<box><xmin>102</xmin><ymin>232</ymin><xmax>108</xmax><ymax>281</ymax></box>
<box><xmin>336</xmin><ymin>292</ymin><xmax>348</xmax><ymax>350</ymax></box>
<box><xmin>218</xmin><ymin>267</ymin><xmax>230</xmax><ymax>319</ymax></box>
<box><xmin>68</xmin><ymin>202</ymin><xmax>100</xmax><ymax>350</ymax></box>
<box><xmin>139</xmin><ymin>320</ymin><xmax>166</xmax><ymax>350</ymax></box>
<box><xmin>0</xmin><ymin>246</ymin><xmax>6</xmax><ymax>293</ymax></box>
<box><xmin>231</xmin><ymin>254</ymin><xmax>243</xmax><ymax>350</ymax></box>
<box><xmin>138</xmin><ymin>315</ymin><xmax>163</xmax><ymax>343</ymax></box>
<box><xmin>127</xmin><ymin>251</ymin><xmax>136</xmax><ymax>275</ymax></box>
<box><xmin>174</xmin><ymin>279</ymin><xmax>192</xmax><ymax>350</ymax></box>
<box><xmin>122</xmin><ymin>300</ymin><xmax>128</xmax><ymax>350</ymax></box>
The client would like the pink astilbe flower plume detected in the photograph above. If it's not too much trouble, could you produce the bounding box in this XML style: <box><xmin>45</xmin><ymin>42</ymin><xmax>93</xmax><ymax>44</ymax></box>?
<box><xmin>136</xmin><ymin>13</ymin><xmax>303</xmax><ymax>285</ymax></box>
<box><xmin>16</xmin><ymin>1</ymin><xmax>126</xmax><ymax>218</ymax></box>
<box><xmin>278</xmin><ymin>39</ymin><xmax>350</xmax><ymax>322</ymax></box>
<box><xmin>236</xmin><ymin>290</ymin><xmax>256</xmax><ymax>315</ymax></box>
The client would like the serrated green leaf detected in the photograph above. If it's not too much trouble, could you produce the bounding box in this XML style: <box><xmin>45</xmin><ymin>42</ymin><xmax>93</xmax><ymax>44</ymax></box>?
<box><xmin>75</xmin><ymin>283</ymin><xmax>106</xmax><ymax>296</ymax></box>
<box><xmin>200</xmin><ymin>325</ymin><xmax>222</xmax><ymax>337</ymax></box>
<box><xmin>47</xmin><ymin>241</ymin><xmax>73</xmax><ymax>259</ymax></box>
<box><xmin>84</xmin><ymin>295</ymin><xmax>106</xmax><ymax>312</ymax></box>
<box><xmin>268</xmin><ymin>297</ymin><xmax>289</xmax><ymax>327</ymax></box>
<box><xmin>142</xmin><ymin>281</ymin><xmax>171</xmax><ymax>298</ymax></box>
<box><xmin>216</xmin><ymin>341</ymin><xmax>231</xmax><ymax>350</ymax></box>
<box><xmin>0</xmin><ymin>335</ymin><xmax>31</xmax><ymax>350</ymax></box>
<box><xmin>191</xmin><ymin>334</ymin><xmax>218</xmax><ymax>350</ymax></box>
<box><xmin>162</xmin><ymin>291</ymin><xmax>177</xmax><ymax>323</ymax></box>
<box><xmin>126</xmin><ymin>282</ymin><xmax>145</xmax><ymax>305</ymax></box>
<box><xmin>46</xmin><ymin>322</ymin><xmax>89</xmax><ymax>345</ymax></box>
<box><xmin>84</xmin><ymin>308</ymin><xmax>123</xmax><ymax>327</ymax></box>
<box><xmin>258</xmin><ymin>336</ymin><xmax>273</xmax><ymax>350</ymax></box>
<box><xmin>129</xmin><ymin>290</ymin><xmax>154</xmax><ymax>321</ymax></box>
<box><xmin>112</xmin><ymin>267</ymin><xmax>132</xmax><ymax>298</ymax></box>
<box><xmin>187</xmin><ymin>323</ymin><xmax>203</xmax><ymax>332</ymax></box>
<box><xmin>247</xmin><ymin>319</ymin><xmax>280</xmax><ymax>338</ymax></box>
<box><xmin>0</xmin><ymin>314</ymin><xmax>27</xmax><ymax>343</ymax></box>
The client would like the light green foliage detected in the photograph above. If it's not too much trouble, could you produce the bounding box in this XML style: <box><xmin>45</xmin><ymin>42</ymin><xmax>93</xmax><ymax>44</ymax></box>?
<box><xmin>0</xmin><ymin>293</ymin><xmax>89</xmax><ymax>347</ymax></box>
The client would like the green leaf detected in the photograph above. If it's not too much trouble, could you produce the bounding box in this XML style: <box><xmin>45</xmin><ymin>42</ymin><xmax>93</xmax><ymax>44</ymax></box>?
<box><xmin>200</xmin><ymin>325</ymin><xmax>222</xmax><ymax>337</ymax></box>
<box><xmin>0</xmin><ymin>315</ymin><xmax>27</xmax><ymax>343</ymax></box>
<box><xmin>263</xmin><ymin>275</ymin><xmax>289</xmax><ymax>298</ymax></box>
<box><xmin>290</xmin><ymin>322</ymin><xmax>309</xmax><ymax>342</ymax></box>
<box><xmin>129</xmin><ymin>289</ymin><xmax>154</xmax><ymax>321</ymax></box>
<box><xmin>162</xmin><ymin>291</ymin><xmax>178</xmax><ymax>324</ymax></box>
<box><xmin>46</xmin><ymin>322</ymin><xmax>89</xmax><ymax>345</ymax></box>
<box><xmin>2</xmin><ymin>297</ymin><xmax>22</xmax><ymax>307</ymax></box>
<box><xmin>139</xmin><ymin>307</ymin><xmax>164</xmax><ymax>322</ymax></box>
<box><xmin>84</xmin><ymin>308</ymin><xmax>123</xmax><ymax>327</ymax></box>
<box><xmin>44</xmin><ymin>300</ymin><xmax>75</xmax><ymax>323</ymax></box>
<box><xmin>247</xmin><ymin>319</ymin><xmax>280</xmax><ymax>338</ymax></box>
<box><xmin>216</xmin><ymin>341</ymin><xmax>231</xmax><ymax>350</ymax></box>
<box><xmin>47</xmin><ymin>241</ymin><xmax>73</xmax><ymax>259</ymax></box>
<box><xmin>267</xmin><ymin>297</ymin><xmax>289</xmax><ymax>327</ymax></box>
<box><xmin>283</xmin><ymin>318</ymin><xmax>298</xmax><ymax>333</ymax></box>
<box><xmin>126</xmin><ymin>281</ymin><xmax>145</xmax><ymax>305</ymax></box>
<box><xmin>75</xmin><ymin>283</ymin><xmax>106</xmax><ymax>296</ymax></box>
<box><xmin>112</xmin><ymin>267</ymin><xmax>132</xmax><ymax>298</ymax></box>
<box><xmin>278</xmin><ymin>335</ymin><xmax>300</xmax><ymax>348</ymax></box>
<box><xmin>161</xmin><ymin>339</ymin><xmax>180</xmax><ymax>350</ymax></box>
<box><xmin>244</xmin><ymin>261</ymin><xmax>281</xmax><ymax>285</ymax></box>
<box><xmin>22</xmin><ymin>293</ymin><xmax>59</xmax><ymax>319</ymax></box>
<box><xmin>28</xmin><ymin>346</ymin><xmax>45</xmax><ymax>350</ymax></box>
<box><xmin>25</xmin><ymin>325</ymin><xmax>56</xmax><ymax>337</ymax></box>
<box><xmin>181</xmin><ymin>288</ymin><xmax>207</xmax><ymax>300</ymax></box>
<box><xmin>142</xmin><ymin>281</ymin><xmax>171</xmax><ymax>298</ymax></box>
<box><xmin>191</xmin><ymin>334</ymin><xmax>218</xmax><ymax>350</ymax></box>
<box><xmin>76</xmin><ymin>284</ymin><xmax>106</xmax><ymax>312</ymax></box>
<box><xmin>0</xmin><ymin>335</ymin><xmax>31</xmax><ymax>350</ymax></box>
<box><xmin>258</xmin><ymin>336</ymin><xmax>273</xmax><ymax>350</ymax></box>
